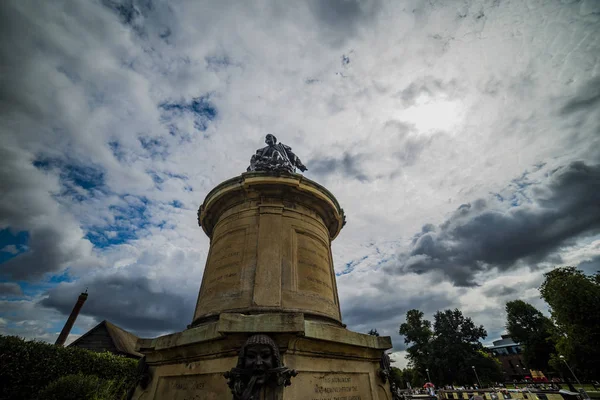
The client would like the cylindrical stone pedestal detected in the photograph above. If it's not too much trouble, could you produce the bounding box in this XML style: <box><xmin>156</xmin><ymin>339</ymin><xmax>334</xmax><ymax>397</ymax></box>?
<box><xmin>131</xmin><ymin>172</ymin><xmax>393</xmax><ymax>400</ymax></box>
<box><xmin>193</xmin><ymin>172</ymin><xmax>346</xmax><ymax>326</ymax></box>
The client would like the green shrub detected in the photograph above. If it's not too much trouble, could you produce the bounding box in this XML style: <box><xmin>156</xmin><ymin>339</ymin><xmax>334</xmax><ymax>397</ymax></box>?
<box><xmin>36</xmin><ymin>373</ymin><xmax>130</xmax><ymax>400</ymax></box>
<box><xmin>0</xmin><ymin>335</ymin><xmax>138</xmax><ymax>400</ymax></box>
<box><xmin>37</xmin><ymin>374</ymin><xmax>100</xmax><ymax>400</ymax></box>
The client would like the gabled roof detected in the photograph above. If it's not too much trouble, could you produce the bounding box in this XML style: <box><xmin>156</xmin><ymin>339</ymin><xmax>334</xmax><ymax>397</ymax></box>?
<box><xmin>68</xmin><ymin>320</ymin><xmax>142</xmax><ymax>358</ymax></box>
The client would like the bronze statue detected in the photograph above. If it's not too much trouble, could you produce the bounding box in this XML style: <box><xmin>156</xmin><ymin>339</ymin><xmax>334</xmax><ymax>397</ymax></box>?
<box><xmin>247</xmin><ymin>134</ymin><xmax>307</xmax><ymax>173</ymax></box>
<box><xmin>224</xmin><ymin>334</ymin><xmax>297</xmax><ymax>400</ymax></box>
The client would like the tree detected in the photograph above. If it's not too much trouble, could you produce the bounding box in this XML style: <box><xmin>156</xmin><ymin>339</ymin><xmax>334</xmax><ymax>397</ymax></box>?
<box><xmin>540</xmin><ymin>267</ymin><xmax>600</xmax><ymax>380</ymax></box>
<box><xmin>399</xmin><ymin>310</ymin><xmax>432</xmax><ymax>374</ymax></box>
<box><xmin>389</xmin><ymin>367</ymin><xmax>403</xmax><ymax>390</ymax></box>
<box><xmin>505</xmin><ymin>300</ymin><xmax>556</xmax><ymax>372</ymax></box>
<box><xmin>399</xmin><ymin>309</ymin><xmax>502</xmax><ymax>386</ymax></box>
<box><xmin>430</xmin><ymin>309</ymin><xmax>502</xmax><ymax>386</ymax></box>
<box><xmin>396</xmin><ymin>367</ymin><xmax>425</xmax><ymax>389</ymax></box>
<box><xmin>368</xmin><ymin>328</ymin><xmax>380</xmax><ymax>336</ymax></box>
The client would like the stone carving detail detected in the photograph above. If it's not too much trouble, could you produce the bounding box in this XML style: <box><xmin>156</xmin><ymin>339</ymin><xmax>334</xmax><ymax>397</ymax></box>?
<box><xmin>224</xmin><ymin>334</ymin><xmax>297</xmax><ymax>400</ymax></box>
<box><xmin>247</xmin><ymin>134</ymin><xmax>307</xmax><ymax>174</ymax></box>
<box><xmin>126</xmin><ymin>356</ymin><xmax>152</xmax><ymax>399</ymax></box>
<box><xmin>379</xmin><ymin>352</ymin><xmax>391</xmax><ymax>383</ymax></box>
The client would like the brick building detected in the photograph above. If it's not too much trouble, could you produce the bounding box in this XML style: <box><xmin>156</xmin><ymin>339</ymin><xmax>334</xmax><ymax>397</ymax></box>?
<box><xmin>487</xmin><ymin>335</ymin><xmax>529</xmax><ymax>381</ymax></box>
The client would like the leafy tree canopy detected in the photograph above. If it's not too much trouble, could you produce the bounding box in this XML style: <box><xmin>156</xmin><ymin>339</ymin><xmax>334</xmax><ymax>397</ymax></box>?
<box><xmin>540</xmin><ymin>267</ymin><xmax>600</xmax><ymax>380</ymax></box>
<box><xmin>399</xmin><ymin>308</ymin><xmax>502</xmax><ymax>386</ymax></box>
<box><xmin>505</xmin><ymin>300</ymin><xmax>556</xmax><ymax>371</ymax></box>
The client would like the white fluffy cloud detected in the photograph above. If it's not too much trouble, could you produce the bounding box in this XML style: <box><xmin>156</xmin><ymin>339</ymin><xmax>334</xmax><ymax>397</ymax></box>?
<box><xmin>1</xmin><ymin>0</ymin><xmax>599</xmax><ymax>366</ymax></box>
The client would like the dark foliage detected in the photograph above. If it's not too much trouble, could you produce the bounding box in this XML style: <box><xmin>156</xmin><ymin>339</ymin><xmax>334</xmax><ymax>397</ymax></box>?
<box><xmin>540</xmin><ymin>267</ymin><xmax>600</xmax><ymax>380</ymax></box>
<box><xmin>399</xmin><ymin>308</ymin><xmax>503</xmax><ymax>386</ymax></box>
<box><xmin>505</xmin><ymin>300</ymin><xmax>556</xmax><ymax>372</ymax></box>
<box><xmin>0</xmin><ymin>335</ymin><xmax>137</xmax><ymax>400</ymax></box>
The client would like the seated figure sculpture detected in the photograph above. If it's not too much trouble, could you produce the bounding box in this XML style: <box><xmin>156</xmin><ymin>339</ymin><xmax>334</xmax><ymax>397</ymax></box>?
<box><xmin>247</xmin><ymin>134</ymin><xmax>307</xmax><ymax>173</ymax></box>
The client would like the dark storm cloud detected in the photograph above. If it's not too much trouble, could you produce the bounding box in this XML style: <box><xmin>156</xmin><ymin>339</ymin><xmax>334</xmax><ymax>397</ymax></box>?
<box><xmin>482</xmin><ymin>285</ymin><xmax>517</xmax><ymax>298</ymax></box>
<box><xmin>560</xmin><ymin>77</ymin><xmax>600</xmax><ymax>115</ymax></box>
<box><xmin>0</xmin><ymin>282</ymin><xmax>23</xmax><ymax>296</ymax></box>
<box><xmin>342</xmin><ymin>289</ymin><xmax>456</xmax><ymax>352</ymax></box>
<box><xmin>387</xmin><ymin>161</ymin><xmax>600</xmax><ymax>286</ymax></box>
<box><xmin>41</xmin><ymin>273</ymin><xmax>195</xmax><ymax>337</ymax></box>
<box><xmin>0</xmin><ymin>147</ymin><xmax>91</xmax><ymax>281</ymax></box>
<box><xmin>309</xmin><ymin>152</ymin><xmax>370</xmax><ymax>182</ymax></box>
<box><xmin>1</xmin><ymin>227</ymin><xmax>81</xmax><ymax>280</ymax></box>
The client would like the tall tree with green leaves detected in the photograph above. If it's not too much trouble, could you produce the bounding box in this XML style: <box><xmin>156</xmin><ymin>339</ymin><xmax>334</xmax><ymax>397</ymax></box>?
<box><xmin>399</xmin><ymin>309</ymin><xmax>503</xmax><ymax>386</ymax></box>
<box><xmin>540</xmin><ymin>267</ymin><xmax>600</xmax><ymax>380</ymax></box>
<box><xmin>505</xmin><ymin>300</ymin><xmax>556</xmax><ymax>372</ymax></box>
<box><xmin>399</xmin><ymin>309</ymin><xmax>432</xmax><ymax>375</ymax></box>
<box><xmin>430</xmin><ymin>309</ymin><xmax>501</xmax><ymax>385</ymax></box>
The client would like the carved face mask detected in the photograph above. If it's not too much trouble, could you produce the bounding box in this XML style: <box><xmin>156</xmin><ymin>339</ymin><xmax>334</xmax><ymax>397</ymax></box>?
<box><xmin>244</xmin><ymin>344</ymin><xmax>274</xmax><ymax>373</ymax></box>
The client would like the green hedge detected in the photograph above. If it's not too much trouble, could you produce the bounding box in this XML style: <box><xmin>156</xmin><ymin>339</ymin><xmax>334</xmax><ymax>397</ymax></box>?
<box><xmin>0</xmin><ymin>335</ymin><xmax>138</xmax><ymax>400</ymax></box>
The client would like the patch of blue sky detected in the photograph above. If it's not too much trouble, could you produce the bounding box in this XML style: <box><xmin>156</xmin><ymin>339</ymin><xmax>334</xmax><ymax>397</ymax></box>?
<box><xmin>33</xmin><ymin>157</ymin><xmax>107</xmax><ymax>202</ymax></box>
<box><xmin>159</xmin><ymin>94</ymin><xmax>218</xmax><ymax>134</ymax></box>
<box><xmin>108</xmin><ymin>140</ymin><xmax>127</xmax><ymax>162</ymax></box>
<box><xmin>171</xmin><ymin>200</ymin><xmax>183</xmax><ymax>208</ymax></box>
<box><xmin>0</xmin><ymin>229</ymin><xmax>29</xmax><ymax>264</ymax></box>
<box><xmin>164</xmin><ymin>172</ymin><xmax>187</xmax><ymax>180</ymax></box>
<box><xmin>85</xmin><ymin>195</ymin><xmax>151</xmax><ymax>248</ymax></box>
<box><xmin>1</xmin><ymin>270</ymin><xmax>74</xmax><ymax>299</ymax></box>
<box><xmin>48</xmin><ymin>270</ymin><xmax>75</xmax><ymax>284</ymax></box>
<box><xmin>205</xmin><ymin>55</ymin><xmax>233</xmax><ymax>70</ymax></box>
<box><xmin>102</xmin><ymin>0</ymin><xmax>141</xmax><ymax>26</ymax></box>
<box><xmin>336</xmin><ymin>255</ymin><xmax>368</xmax><ymax>276</ymax></box>
<box><xmin>492</xmin><ymin>193</ymin><xmax>505</xmax><ymax>202</ymax></box>
<box><xmin>139</xmin><ymin>136</ymin><xmax>169</xmax><ymax>160</ymax></box>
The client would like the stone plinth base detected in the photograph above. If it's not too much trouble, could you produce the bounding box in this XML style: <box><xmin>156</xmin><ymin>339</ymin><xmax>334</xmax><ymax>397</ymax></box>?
<box><xmin>131</xmin><ymin>314</ymin><xmax>393</xmax><ymax>400</ymax></box>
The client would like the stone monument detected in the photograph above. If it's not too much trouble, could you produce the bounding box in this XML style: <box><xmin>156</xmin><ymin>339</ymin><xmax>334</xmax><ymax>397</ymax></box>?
<box><xmin>130</xmin><ymin>135</ymin><xmax>393</xmax><ymax>399</ymax></box>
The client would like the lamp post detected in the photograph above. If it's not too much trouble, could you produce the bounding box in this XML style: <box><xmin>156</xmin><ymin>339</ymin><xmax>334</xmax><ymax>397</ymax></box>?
<box><xmin>472</xmin><ymin>365</ymin><xmax>482</xmax><ymax>389</ymax></box>
<box><xmin>426</xmin><ymin>368</ymin><xmax>432</xmax><ymax>383</ymax></box>
<box><xmin>559</xmin><ymin>356</ymin><xmax>582</xmax><ymax>386</ymax></box>
<box><xmin>559</xmin><ymin>355</ymin><xmax>588</xmax><ymax>399</ymax></box>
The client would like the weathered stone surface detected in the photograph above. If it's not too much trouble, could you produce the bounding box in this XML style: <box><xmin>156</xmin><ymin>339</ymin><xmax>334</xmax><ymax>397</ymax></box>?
<box><xmin>304</xmin><ymin>320</ymin><xmax>393</xmax><ymax>350</ymax></box>
<box><xmin>218</xmin><ymin>313</ymin><xmax>305</xmax><ymax>333</ymax></box>
<box><xmin>193</xmin><ymin>172</ymin><xmax>346</xmax><ymax>326</ymax></box>
<box><xmin>286</xmin><ymin>372</ymin><xmax>372</xmax><ymax>400</ymax></box>
<box><xmin>132</xmin><ymin>326</ymin><xmax>392</xmax><ymax>400</ymax></box>
<box><xmin>129</xmin><ymin>170</ymin><xmax>392</xmax><ymax>399</ymax></box>
<box><xmin>154</xmin><ymin>374</ymin><xmax>224</xmax><ymax>399</ymax></box>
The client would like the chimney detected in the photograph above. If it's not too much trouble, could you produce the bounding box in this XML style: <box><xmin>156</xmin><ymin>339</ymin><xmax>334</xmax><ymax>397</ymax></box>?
<box><xmin>55</xmin><ymin>290</ymin><xmax>88</xmax><ymax>347</ymax></box>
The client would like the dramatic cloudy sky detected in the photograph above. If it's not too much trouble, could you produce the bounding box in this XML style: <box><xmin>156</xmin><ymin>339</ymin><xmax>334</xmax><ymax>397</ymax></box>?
<box><xmin>1</xmin><ymin>0</ymin><xmax>599</xmax><ymax>367</ymax></box>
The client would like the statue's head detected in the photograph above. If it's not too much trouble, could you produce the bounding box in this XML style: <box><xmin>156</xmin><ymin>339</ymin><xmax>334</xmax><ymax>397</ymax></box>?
<box><xmin>237</xmin><ymin>334</ymin><xmax>281</xmax><ymax>383</ymax></box>
<box><xmin>265</xmin><ymin>134</ymin><xmax>277</xmax><ymax>146</ymax></box>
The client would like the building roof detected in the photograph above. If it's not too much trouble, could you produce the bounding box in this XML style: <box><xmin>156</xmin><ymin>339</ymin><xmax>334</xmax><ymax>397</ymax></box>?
<box><xmin>487</xmin><ymin>335</ymin><xmax>520</xmax><ymax>350</ymax></box>
<box><xmin>68</xmin><ymin>320</ymin><xmax>142</xmax><ymax>358</ymax></box>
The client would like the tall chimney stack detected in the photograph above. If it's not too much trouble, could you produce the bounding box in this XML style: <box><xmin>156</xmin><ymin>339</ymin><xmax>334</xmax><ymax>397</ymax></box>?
<box><xmin>55</xmin><ymin>291</ymin><xmax>88</xmax><ymax>347</ymax></box>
